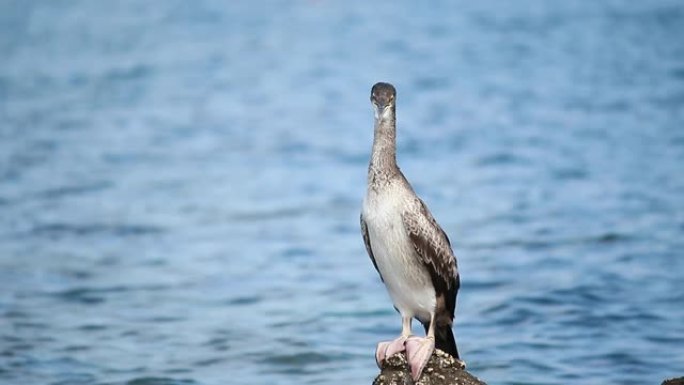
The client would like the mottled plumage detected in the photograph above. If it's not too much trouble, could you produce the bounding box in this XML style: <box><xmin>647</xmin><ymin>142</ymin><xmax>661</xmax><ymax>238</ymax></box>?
<box><xmin>361</xmin><ymin>82</ymin><xmax>462</xmax><ymax>380</ymax></box>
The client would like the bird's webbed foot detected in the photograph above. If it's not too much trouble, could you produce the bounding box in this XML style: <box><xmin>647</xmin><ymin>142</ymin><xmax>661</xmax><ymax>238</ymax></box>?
<box><xmin>375</xmin><ymin>334</ymin><xmax>409</xmax><ymax>368</ymax></box>
<box><xmin>405</xmin><ymin>335</ymin><xmax>435</xmax><ymax>381</ymax></box>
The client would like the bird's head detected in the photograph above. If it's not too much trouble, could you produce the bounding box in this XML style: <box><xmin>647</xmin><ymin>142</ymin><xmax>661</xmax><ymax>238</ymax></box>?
<box><xmin>370</xmin><ymin>82</ymin><xmax>396</xmax><ymax>120</ymax></box>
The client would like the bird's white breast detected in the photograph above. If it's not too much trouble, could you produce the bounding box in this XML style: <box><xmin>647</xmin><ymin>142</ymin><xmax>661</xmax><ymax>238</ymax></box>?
<box><xmin>363</xmin><ymin>183</ymin><xmax>435</xmax><ymax>322</ymax></box>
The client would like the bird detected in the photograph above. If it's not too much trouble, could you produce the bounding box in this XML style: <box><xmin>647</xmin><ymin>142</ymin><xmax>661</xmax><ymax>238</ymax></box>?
<box><xmin>360</xmin><ymin>82</ymin><xmax>463</xmax><ymax>381</ymax></box>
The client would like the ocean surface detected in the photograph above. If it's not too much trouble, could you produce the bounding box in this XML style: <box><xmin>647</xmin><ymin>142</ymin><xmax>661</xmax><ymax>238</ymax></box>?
<box><xmin>1</xmin><ymin>1</ymin><xmax>683</xmax><ymax>384</ymax></box>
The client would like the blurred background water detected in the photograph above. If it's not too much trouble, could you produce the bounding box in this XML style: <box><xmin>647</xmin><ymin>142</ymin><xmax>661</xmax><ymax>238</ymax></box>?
<box><xmin>1</xmin><ymin>1</ymin><xmax>683</xmax><ymax>384</ymax></box>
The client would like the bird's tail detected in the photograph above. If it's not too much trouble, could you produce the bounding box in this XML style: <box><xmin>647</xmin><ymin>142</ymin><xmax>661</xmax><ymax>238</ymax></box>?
<box><xmin>434</xmin><ymin>323</ymin><xmax>460</xmax><ymax>359</ymax></box>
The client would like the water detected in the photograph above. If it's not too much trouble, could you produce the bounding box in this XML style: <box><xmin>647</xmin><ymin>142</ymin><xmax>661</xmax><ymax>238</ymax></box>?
<box><xmin>1</xmin><ymin>1</ymin><xmax>683</xmax><ymax>384</ymax></box>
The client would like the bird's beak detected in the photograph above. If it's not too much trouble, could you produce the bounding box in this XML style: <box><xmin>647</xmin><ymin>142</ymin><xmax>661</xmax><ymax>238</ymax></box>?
<box><xmin>371</xmin><ymin>95</ymin><xmax>391</xmax><ymax>110</ymax></box>
<box><xmin>373</xmin><ymin>101</ymin><xmax>387</xmax><ymax>119</ymax></box>
<box><xmin>372</xmin><ymin>98</ymin><xmax>393</xmax><ymax>121</ymax></box>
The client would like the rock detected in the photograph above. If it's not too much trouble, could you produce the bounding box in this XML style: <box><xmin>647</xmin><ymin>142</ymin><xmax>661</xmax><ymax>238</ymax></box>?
<box><xmin>662</xmin><ymin>377</ymin><xmax>684</xmax><ymax>385</ymax></box>
<box><xmin>373</xmin><ymin>350</ymin><xmax>487</xmax><ymax>385</ymax></box>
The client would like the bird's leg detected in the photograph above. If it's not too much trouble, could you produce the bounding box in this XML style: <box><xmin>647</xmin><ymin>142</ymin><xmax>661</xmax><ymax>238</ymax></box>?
<box><xmin>375</xmin><ymin>316</ymin><xmax>412</xmax><ymax>368</ymax></box>
<box><xmin>405</xmin><ymin>315</ymin><xmax>436</xmax><ymax>381</ymax></box>
<box><xmin>386</xmin><ymin>316</ymin><xmax>412</xmax><ymax>358</ymax></box>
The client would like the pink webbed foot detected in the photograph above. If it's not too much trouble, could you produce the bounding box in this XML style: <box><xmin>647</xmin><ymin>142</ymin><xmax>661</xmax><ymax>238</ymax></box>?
<box><xmin>405</xmin><ymin>336</ymin><xmax>435</xmax><ymax>381</ymax></box>
<box><xmin>375</xmin><ymin>335</ymin><xmax>409</xmax><ymax>368</ymax></box>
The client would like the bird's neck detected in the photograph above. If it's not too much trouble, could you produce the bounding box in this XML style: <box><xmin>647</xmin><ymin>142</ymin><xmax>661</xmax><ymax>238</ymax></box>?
<box><xmin>369</xmin><ymin>109</ymin><xmax>398</xmax><ymax>181</ymax></box>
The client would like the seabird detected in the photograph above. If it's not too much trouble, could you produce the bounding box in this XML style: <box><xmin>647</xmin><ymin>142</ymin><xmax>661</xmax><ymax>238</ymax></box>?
<box><xmin>361</xmin><ymin>82</ymin><xmax>463</xmax><ymax>381</ymax></box>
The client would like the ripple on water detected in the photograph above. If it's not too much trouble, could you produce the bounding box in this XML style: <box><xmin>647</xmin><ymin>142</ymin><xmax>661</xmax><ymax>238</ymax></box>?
<box><xmin>52</xmin><ymin>286</ymin><xmax>125</xmax><ymax>305</ymax></box>
<box><xmin>258</xmin><ymin>352</ymin><xmax>334</xmax><ymax>374</ymax></box>
<box><xmin>465</xmin><ymin>231</ymin><xmax>633</xmax><ymax>251</ymax></box>
<box><xmin>202</xmin><ymin>336</ymin><xmax>230</xmax><ymax>352</ymax></box>
<box><xmin>29</xmin><ymin>223</ymin><xmax>164</xmax><ymax>239</ymax></box>
<box><xmin>48</xmin><ymin>373</ymin><xmax>97</xmax><ymax>385</ymax></box>
<box><xmin>192</xmin><ymin>357</ymin><xmax>226</xmax><ymax>367</ymax></box>
<box><xmin>30</xmin><ymin>181</ymin><xmax>113</xmax><ymax>201</ymax></box>
<box><xmin>124</xmin><ymin>378</ymin><xmax>197</xmax><ymax>385</ymax></box>
<box><xmin>224</xmin><ymin>295</ymin><xmax>261</xmax><ymax>306</ymax></box>
<box><xmin>76</xmin><ymin>324</ymin><xmax>108</xmax><ymax>332</ymax></box>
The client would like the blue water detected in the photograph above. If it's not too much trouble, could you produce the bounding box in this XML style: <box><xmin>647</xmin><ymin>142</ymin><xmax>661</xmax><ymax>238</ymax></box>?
<box><xmin>1</xmin><ymin>1</ymin><xmax>683</xmax><ymax>384</ymax></box>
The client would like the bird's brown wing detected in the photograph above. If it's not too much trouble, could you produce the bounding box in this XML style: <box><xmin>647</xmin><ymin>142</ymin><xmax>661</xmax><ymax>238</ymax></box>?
<box><xmin>401</xmin><ymin>198</ymin><xmax>459</xmax><ymax>318</ymax></box>
<box><xmin>360</xmin><ymin>214</ymin><xmax>383</xmax><ymax>282</ymax></box>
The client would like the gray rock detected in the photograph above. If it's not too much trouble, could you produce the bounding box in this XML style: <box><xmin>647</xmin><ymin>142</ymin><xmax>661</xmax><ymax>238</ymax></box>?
<box><xmin>373</xmin><ymin>350</ymin><xmax>487</xmax><ymax>385</ymax></box>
